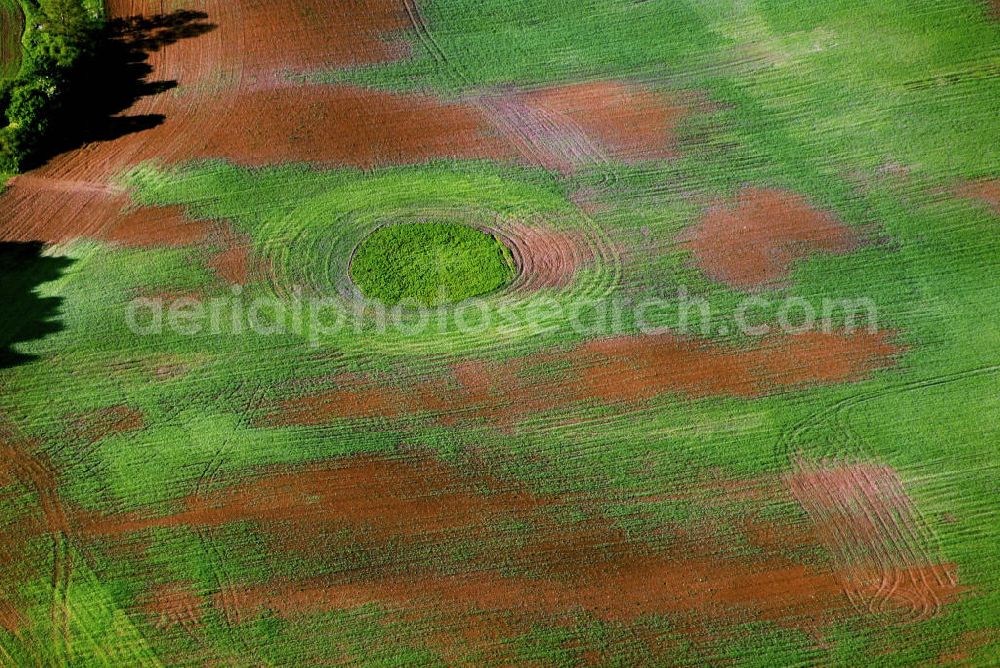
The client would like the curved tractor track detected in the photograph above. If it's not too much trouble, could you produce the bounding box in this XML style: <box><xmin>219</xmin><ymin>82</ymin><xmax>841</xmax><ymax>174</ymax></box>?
<box><xmin>779</xmin><ymin>365</ymin><xmax>999</xmax><ymax>621</ymax></box>
<box><xmin>398</xmin><ymin>0</ymin><xmax>625</xmax><ymax>297</ymax></box>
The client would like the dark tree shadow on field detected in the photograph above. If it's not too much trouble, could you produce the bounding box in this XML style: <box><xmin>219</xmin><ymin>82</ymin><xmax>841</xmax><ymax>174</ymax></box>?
<box><xmin>26</xmin><ymin>10</ymin><xmax>216</xmax><ymax>168</ymax></box>
<box><xmin>0</xmin><ymin>242</ymin><xmax>74</xmax><ymax>369</ymax></box>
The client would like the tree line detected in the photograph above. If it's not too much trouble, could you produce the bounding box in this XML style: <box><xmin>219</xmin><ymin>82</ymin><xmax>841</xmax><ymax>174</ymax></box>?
<box><xmin>0</xmin><ymin>0</ymin><xmax>99</xmax><ymax>173</ymax></box>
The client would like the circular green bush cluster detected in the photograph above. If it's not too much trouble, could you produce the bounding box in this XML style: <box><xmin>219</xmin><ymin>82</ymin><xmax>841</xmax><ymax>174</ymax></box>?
<box><xmin>350</xmin><ymin>222</ymin><xmax>515</xmax><ymax>306</ymax></box>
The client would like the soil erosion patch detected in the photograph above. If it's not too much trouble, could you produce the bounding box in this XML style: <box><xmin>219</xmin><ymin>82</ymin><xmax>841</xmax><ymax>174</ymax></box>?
<box><xmin>523</xmin><ymin>81</ymin><xmax>687</xmax><ymax>163</ymax></box>
<box><xmin>350</xmin><ymin>223</ymin><xmax>515</xmax><ymax>306</ymax></box>
<box><xmin>85</xmin><ymin>454</ymin><xmax>855</xmax><ymax>641</ymax></box>
<box><xmin>260</xmin><ymin>330</ymin><xmax>903</xmax><ymax>428</ymax></box>
<box><xmin>682</xmin><ymin>188</ymin><xmax>862</xmax><ymax>289</ymax></box>
<box><xmin>957</xmin><ymin>179</ymin><xmax>1000</xmax><ymax>214</ymax></box>
<box><xmin>184</xmin><ymin>86</ymin><xmax>517</xmax><ymax>169</ymax></box>
<box><xmin>788</xmin><ymin>459</ymin><xmax>965</xmax><ymax>621</ymax></box>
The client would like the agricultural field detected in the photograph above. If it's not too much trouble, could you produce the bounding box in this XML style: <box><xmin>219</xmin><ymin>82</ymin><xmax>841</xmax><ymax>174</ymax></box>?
<box><xmin>0</xmin><ymin>0</ymin><xmax>23</xmax><ymax>80</ymax></box>
<box><xmin>1</xmin><ymin>0</ymin><xmax>999</xmax><ymax>665</ymax></box>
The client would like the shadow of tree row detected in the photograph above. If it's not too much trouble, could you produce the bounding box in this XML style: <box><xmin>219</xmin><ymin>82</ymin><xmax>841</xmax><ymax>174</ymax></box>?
<box><xmin>1</xmin><ymin>11</ymin><xmax>217</xmax><ymax>368</ymax></box>
<box><xmin>0</xmin><ymin>242</ymin><xmax>73</xmax><ymax>369</ymax></box>
<box><xmin>29</xmin><ymin>9</ymin><xmax>216</xmax><ymax>166</ymax></box>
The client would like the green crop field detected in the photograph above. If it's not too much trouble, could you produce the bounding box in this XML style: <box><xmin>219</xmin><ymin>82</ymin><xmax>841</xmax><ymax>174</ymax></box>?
<box><xmin>0</xmin><ymin>0</ymin><xmax>23</xmax><ymax>80</ymax></box>
<box><xmin>1</xmin><ymin>0</ymin><xmax>999</xmax><ymax>665</ymax></box>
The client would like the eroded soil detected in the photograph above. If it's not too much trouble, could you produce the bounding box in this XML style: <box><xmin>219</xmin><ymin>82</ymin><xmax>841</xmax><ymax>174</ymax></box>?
<box><xmin>681</xmin><ymin>188</ymin><xmax>862</xmax><ymax>289</ymax></box>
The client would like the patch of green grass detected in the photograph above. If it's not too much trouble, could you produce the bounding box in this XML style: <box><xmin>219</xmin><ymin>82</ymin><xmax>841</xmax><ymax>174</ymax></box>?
<box><xmin>0</xmin><ymin>0</ymin><xmax>24</xmax><ymax>80</ymax></box>
<box><xmin>350</xmin><ymin>222</ymin><xmax>514</xmax><ymax>306</ymax></box>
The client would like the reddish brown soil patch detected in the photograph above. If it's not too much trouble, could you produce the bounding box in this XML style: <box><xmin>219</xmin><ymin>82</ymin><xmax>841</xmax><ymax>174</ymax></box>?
<box><xmin>66</xmin><ymin>405</ymin><xmax>145</xmax><ymax>444</ymax></box>
<box><xmin>85</xmin><ymin>454</ymin><xmax>855</xmax><ymax>638</ymax></box>
<box><xmin>0</xmin><ymin>182</ymin><xmax>213</xmax><ymax>246</ymax></box>
<box><xmin>681</xmin><ymin>188</ymin><xmax>862</xmax><ymax>289</ymax></box>
<box><xmin>261</xmin><ymin>330</ymin><xmax>902</xmax><ymax>428</ymax></box>
<box><xmin>100</xmin><ymin>204</ymin><xmax>214</xmax><ymax>247</ymax></box>
<box><xmin>140</xmin><ymin>581</ymin><xmax>204</xmax><ymax>629</ymax></box>
<box><xmin>0</xmin><ymin>430</ymin><xmax>67</xmax><ymax>536</ymax></box>
<box><xmin>522</xmin><ymin>81</ymin><xmax>687</xmax><ymax>163</ymax></box>
<box><xmin>183</xmin><ymin>85</ymin><xmax>515</xmax><ymax>169</ymax></box>
<box><xmin>236</xmin><ymin>0</ymin><xmax>411</xmax><ymax>73</ymax></box>
<box><xmin>207</xmin><ymin>244</ymin><xmax>252</xmax><ymax>285</ymax></box>
<box><xmin>3</xmin><ymin>175</ymin><xmax>118</xmax><ymax>196</ymax></box>
<box><xmin>0</xmin><ymin>600</ymin><xmax>25</xmax><ymax>634</ymax></box>
<box><xmin>82</xmin><ymin>455</ymin><xmax>546</xmax><ymax>541</ymax></box>
<box><xmin>204</xmin><ymin>230</ymin><xmax>258</xmax><ymax>285</ymax></box>
<box><xmin>566</xmin><ymin>330</ymin><xmax>900</xmax><ymax>403</ymax></box>
<box><xmin>957</xmin><ymin>179</ymin><xmax>1000</xmax><ymax>214</ymax></box>
<box><xmin>219</xmin><ymin>557</ymin><xmax>847</xmax><ymax>627</ymax></box>
<box><xmin>788</xmin><ymin>460</ymin><xmax>964</xmax><ymax>621</ymax></box>
<box><xmin>0</xmin><ymin>184</ymin><xmax>122</xmax><ymax>243</ymax></box>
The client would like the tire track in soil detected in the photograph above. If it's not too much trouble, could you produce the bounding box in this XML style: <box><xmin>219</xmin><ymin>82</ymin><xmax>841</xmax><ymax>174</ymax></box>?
<box><xmin>142</xmin><ymin>582</ymin><xmax>204</xmax><ymax>653</ymax></box>
<box><xmin>145</xmin><ymin>450</ymin><xmax>226</xmax><ymax>658</ymax></box>
<box><xmin>479</xmin><ymin>93</ymin><xmax>611</xmax><ymax>175</ymax></box>
<box><xmin>0</xmin><ymin>424</ymin><xmax>72</xmax><ymax>665</ymax></box>
<box><xmin>4</xmin><ymin>405</ymin><xmax>157</xmax><ymax>661</ymax></box>
<box><xmin>191</xmin><ymin>452</ymin><xmax>254</xmax><ymax>661</ymax></box>
<box><xmin>399</xmin><ymin>0</ymin><xmax>624</xmax><ymax>308</ymax></box>
<box><xmin>778</xmin><ymin>365</ymin><xmax>1000</xmax><ymax>621</ymax></box>
<box><xmin>189</xmin><ymin>446</ymin><xmax>270</xmax><ymax>667</ymax></box>
<box><xmin>788</xmin><ymin>460</ymin><xmax>961</xmax><ymax>623</ymax></box>
<box><xmin>400</xmin><ymin>0</ymin><xmax>461</xmax><ymax>87</ymax></box>
<box><xmin>186</xmin><ymin>382</ymin><xmax>275</xmax><ymax>666</ymax></box>
<box><xmin>476</xmin><ymin>89</ymin><xmax>627</xmax><ymax>297</ymax></box>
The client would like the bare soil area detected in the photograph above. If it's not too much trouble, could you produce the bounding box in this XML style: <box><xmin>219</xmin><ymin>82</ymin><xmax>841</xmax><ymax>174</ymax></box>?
<box><xmin>261</xmin><ymin>330</ymin><xmax>903</xmax><ymax>428</ymax></box>
<box><xmin>681</xmin><ymin>188</ymin><xmax>862</xmax><ymax>289</ymax></box>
